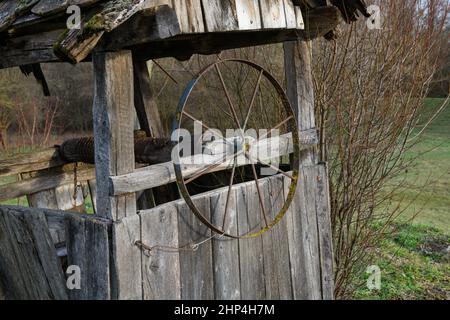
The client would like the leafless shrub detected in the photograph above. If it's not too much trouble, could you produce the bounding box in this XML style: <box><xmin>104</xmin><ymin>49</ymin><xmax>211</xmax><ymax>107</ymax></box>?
<box><xmin>15</xmin><ymin>97</ymin><xmax>61</xmax><ymax>150</ymax></box>
<box><xmin>312</xmin><ymin>0</ymin><xmax>449</xmax><ymax>298</ymax></box>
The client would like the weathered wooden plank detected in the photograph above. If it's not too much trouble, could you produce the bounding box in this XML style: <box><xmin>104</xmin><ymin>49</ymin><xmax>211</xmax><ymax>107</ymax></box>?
<box><xmin>141</xmin><ymin>203</ymin><xmax>181</xmax><ymax>300</ymax></box>
<box><xmin>81</xmin><ymin>215</ymin><xmax>110</xmax><ymax>299</ymax></box>
<box><xmin>177</xmin><ymin>196</ymin><xmax>214</xmax><ymax>300</ymax></box>
<box><xmin>0</xmin><ymin>206</ymin><xmax>68</xmax><ymax>300</ymax></box>
<box><xmin>201</xmin><ymin>0</ymin><xmax>238</xmax><ymax>32</ymax></box>
<box><xmin>284</xmin><ymin>40</ymin><xmax>316</xmax><ymax>164</ymax></box>
<box><xmin>236</xmin><ymin>182</ymin><xmax>266</xmax><ymax>299</ymax></box>
<box><xmin>1</xmin><ymin>7</ymin><xmax>339</xmax><ymax>68</ymax></box>
<box><xmin>0</xmin><ymin>28</ymin><xmax>61</xmax><ymax>69</ymax></box>
<box><xmin>132</xmin><ymin>8</ymin><xmax>340</xmax><ymax>61</ymax></box>
<box><xmin>111</xmin><ymin>130</ymin><xmax>318</xmax><ymax>196</ymax></box>
<box><xmin>211</xmin><ymin>189</ymin><xmax>240</xmax><ymax>300</ymax></box>
<box><xmin>111</xmin><ymin>214</ymin><xmax>142</xmax><ymax>299</ymax></box>
<box><xmin>21</xmin><ymin>170</ymin><xmax>83</xmax><ymax>244</ymax></box>
<box><xmin>284</xmin><ymin>168</ymin><xmax>321</xmax><ymax>299</ymax></box>
<box><xmin>315</xmin><ymin>164</ymin><xmax>334</xmax><ymax>299</ymax></box>
<box><xmin>54</xmin><ymin>0</ymin><xmax>156</xmax><ymax>63</ymax></box>
<box><xmin>294</xmin><ymin>5</ymin><xmax>305</xmax><ymax>29</ymax></box>
<box><xmin>301</xmin><ymin>167</ymin><xmax>322</xmax><ymax>297</ymax></box>
<box><xmin>64</xmin><ymin>214</ymin><xmax>86</xmax><ymax>300</ymax></box>
<box><xmin>23</xmin><ymin>185</ymin><xmax>64</xmax><ymax>244</ymax></box>
<box><xmin>102</xmin><ymin>5</ymin><xmax>181</xmax><ymax>51</ymax></box>
<box><xmin>0</xmin><ymin>0</ymin><xmax>18</xmax><ymax>32</ymax></box>
<box><xmin>283</xmin><ymin>0</ymin><xmax>297</xmax><ymax>28</ymax></box>
<box><xmin>259</xmin><ymin>0</ymin><xmax>287</xmax><ymax>29</ymax></box>
<box><xmin>20</xmin><ymin>166</ymin><xmax>86</xmax><ymax>212</ymax></box>
<box><xmin>92</xmin><ymin>50</ymin><xmax>136</xmax><ymax>220</ymax></box>
<box><xmin>0</xmin><ymin>167</ymin><xmax>95</xmax><ymax>202</ymax></box>
<box><xmin>172</xmin><ymin>0</ymin><xmax>204</xmax><ymax>33</ymax></box>
<box><xmin>54</xmin><ymin>184</ymin><xmax>86</xmax><ymax>212</ymax></box>
<box><xmin>235</xmin><ymin>0</ymin><xmax>262</xmax><ymax>30</ymax></box>
<box><xmin>31</xmin><ymin>0</ymin><xmax>100</xmax><ymax>16</ymax></box>
<box><xmin>32</xmin><ymin>0</ymin><xmax>70</xmax><ymax>16</ymax></box>
<box><xmin>260</xmin><ymin>176</ymin><xmax>292</xmax><ymax>299</ymax></box>
<box><xmin>65</xmin><ymin>214</ymin><xmax>110</xmax><ymax>300</ymax></box>
<box><xmin>24</xmin><ymin>212</ymin><xmax>69</xmax><ymax>299</ymax></box>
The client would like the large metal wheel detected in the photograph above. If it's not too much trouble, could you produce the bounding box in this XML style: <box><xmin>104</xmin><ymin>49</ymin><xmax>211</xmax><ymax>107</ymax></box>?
<box><xmin>172</xmin><ymin>58</ymin><xmax>300</xmax><ymax>239</ymax></box>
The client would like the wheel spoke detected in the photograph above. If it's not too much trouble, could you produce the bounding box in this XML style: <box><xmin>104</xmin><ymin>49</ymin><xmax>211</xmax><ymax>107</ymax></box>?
<box><xmin>181</xmin><ymin>110</ymin><xmax>235</xmax><ymax>149</ymax></box>
<box><xmin>258</xmin><ymin>115</ymin><xmax>294</xmax><ymax>142</ymax></box>
<box><xmin>247</xmin><ymin>152</ymin><xmax>295</xmax><ymax>180</ymax></box>
<box><xmin>152</xmin><ymin>59</ymin><xmax>179</xmax><ymax>85</ymax></box>
<box><xmin>243</xmin><ymin>69</ymin><xmax>264</xmax><ymax>132</ymax></box>
<box><xmin>250</xmin><ymin>162</ymin><xmax>269</xmax><ymax>227</ymax></box>
<box><xmin>185</xmin><ymin>149</ymin><xmax>244</xmax><ymax>184</ymax></box>
<box><xmin>222</xmin><ymin>159</ymin><xmax>237</xmax><ymax>231</ymax></box>
<box><xmin>182</xmin><ymin>110</ymin><xmax>214</xmax><ymax>132</ymax></box>
<box><xmin>215</xmin><ymin>64</ymin><xmax>243</xmax><ymax>131</ymax></box>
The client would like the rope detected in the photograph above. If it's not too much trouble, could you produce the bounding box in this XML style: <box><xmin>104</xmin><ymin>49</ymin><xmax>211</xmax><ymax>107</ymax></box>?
<box><xmin>135</xmin><ymin>232</ymin><xmax>226</xmax><ymax>256</ymax></box>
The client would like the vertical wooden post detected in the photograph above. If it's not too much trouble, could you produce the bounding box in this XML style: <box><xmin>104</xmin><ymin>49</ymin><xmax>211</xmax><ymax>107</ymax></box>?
<box><xmin>133</xmin><ymin>59</ymin><xmax>165</xmax><ymax>138</ymax></box>
<box><xmin>133</xmin><ymin>56</ymin><xmax>179</xmax><ymax>209</ymax></box>
<box><xmin>92</xmin><ymin>50</ymin><xmax>136</xmax><ymax>220</ymax></box>
<box><xmin>284</xmin><ymin>40</ymin><xmax>335</xmax><ymax>300</ymax></box>
<box><xmin>284</xmin><ymin>40</ymin><xmax>317</xmax><ymax>165</ymax></box>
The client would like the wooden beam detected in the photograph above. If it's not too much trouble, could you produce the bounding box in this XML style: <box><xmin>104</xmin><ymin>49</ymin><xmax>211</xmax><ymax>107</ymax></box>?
<box><xmin>65</xmin><ymin>213</ymin><xmax>111</xmax><ymax>300</ymax></box>
<box><xmin>0</xmin><ymin>29</ymin><xmax>62</xmax><ymax>69</ymax></box>
<box><xmin>284</xmin><ymin>40</ymin><xmax>317</xmax><ymax>164</ymax></box>
<box><xmin>132</xmin><ymin>59</ymin><xmax>165</xmax><ymax>137</ymax></box>
<box><xmin>0</xmin><ymin>147</ymin><xmax>66</xmax><ymax>178</ymax></box>
<box><xmin>92</xmin><ymin>50</ymin><xmax>136</xmax><ymax>220</ymax></box>
<box><xmin>132</xmin><ymin>6</ymin><xmax>340</xmax><ymax>61</ymax></box>
<box><xmin>100</xmin><ymin>5</ymin><xmax>181</xmax><ymax>51</ymax></box>
<box><xmin>0</xmin><ymin>205</ymin><xmax>68</xmax><ymax>300</ymax></box>
<box><xmin>54</xmin><ymin>0</ymin><xmax>160</xmax><ymax>63</ymax></box>
<box><xmin>0</xmin><ymin>167</ymin><xmax>95</xmax><ymax>202</ymax></box>
<box><xmin>110</xmin><ymin>129</ymin><xmax>318</xmax><ymax>196</ymax></box>
<box><xmin>0</xmin><ymin>6</ymin><xmax>339</xmax><ymax>69</ymax></box>
<box><xmin>171</xmin><ymin>0</ymin><xmax>205</xmax><ymax>33</ymax></box>
<box><xmin>284</xmin><ymin>39</ymin><xmax>335</xmax><ymax>299</ymax></box>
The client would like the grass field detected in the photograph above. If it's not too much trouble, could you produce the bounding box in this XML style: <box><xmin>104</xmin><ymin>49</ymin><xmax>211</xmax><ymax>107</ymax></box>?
<box><xmin>393</xmin><ymin>98</ymin><xmax>450</xmax><ymax>233</ymax></box>
<box><xmin>353</xmin><ymin>98</ymin><xmax>450</xmax><ymax>300</ymax></box>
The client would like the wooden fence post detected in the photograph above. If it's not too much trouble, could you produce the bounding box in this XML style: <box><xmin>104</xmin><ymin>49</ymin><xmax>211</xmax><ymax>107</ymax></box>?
<box><xmin>92</xmin><ymin>50</ymin><xmax>137</xmax><ymax>221</ymax></box>
<box><xmin>283</xmin><ymin>40</ymin><xmax>335</xmax><ymax>300</ymax></box>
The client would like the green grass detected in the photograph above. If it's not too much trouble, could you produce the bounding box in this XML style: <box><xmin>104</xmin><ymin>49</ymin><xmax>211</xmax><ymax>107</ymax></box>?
<box><xmin>353</xmin><ymin>98</ymin><xmax>450</xmax><ymax>300</ymax></box>
<box><xmin>391</xmin><ymin>98</ymin><xmax>450</xmax><ymax>233</ymax></box>
<box><xmin>353</xmin><ymin>223</ymin><xmax>449</xmax><ymax>300</ymax></box>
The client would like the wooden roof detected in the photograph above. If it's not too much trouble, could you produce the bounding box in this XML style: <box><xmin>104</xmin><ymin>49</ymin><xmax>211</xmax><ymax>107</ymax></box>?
<box><xmin>0</xmin><ymin>0</ymin><xmax>369</xmax><ymax>68</ymax></box>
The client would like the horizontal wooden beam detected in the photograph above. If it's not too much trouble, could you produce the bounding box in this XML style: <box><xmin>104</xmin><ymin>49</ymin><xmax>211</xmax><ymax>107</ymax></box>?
<box><xmin>110</xmin><ymin>129</ymin><xmax>318</xmax><ymax>196</ymax></box>
<box><xmin>0</xmin><ymin>29</ymin><xmax>62</xmax><ymax>68</ymax></box>
<box><xmin>0</xmin><ymin>147</ymin><xmax>66</xmax><ymax>178</ymax></box>
<box><xmin>0</xmin><ymin>6</ymin><xmax>340</xmax><ymax>69</ymax></box>
<box><xmin>128</xmin><ymin>6</ymin><xmax>342</xmax><ymax>61</ymax></box>
<box><xmin>0</xmin><ymin>166</ymin><xmax>95</xmax><ymax>202</ymax></box>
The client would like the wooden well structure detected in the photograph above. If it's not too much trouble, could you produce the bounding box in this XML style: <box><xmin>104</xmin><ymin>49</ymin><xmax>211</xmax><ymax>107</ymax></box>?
<box><xmin>0</xmin><ymin>0</ymin><xmax>369</xmax><ymax>300</ymax></box>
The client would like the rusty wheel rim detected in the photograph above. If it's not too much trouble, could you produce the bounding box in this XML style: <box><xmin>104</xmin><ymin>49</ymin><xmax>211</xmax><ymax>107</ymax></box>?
<box><xmin>172</xmin><ymin>58</ymin><xmax>300</xmax><ymax>239</ymax></box>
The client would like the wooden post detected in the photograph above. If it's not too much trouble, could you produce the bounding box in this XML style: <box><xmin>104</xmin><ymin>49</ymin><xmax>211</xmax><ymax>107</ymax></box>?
<box><xmin>283</xmin><ymin>40</ymin><xmax>335</xmax><ymax>300</ymax></box>
<box><xmin>132</xmin><ymin>56</ymin><xmax>179</xmax><ymax>209</ymax></box>
<box><xmin>133</xmin><ymin>59</ymin><xmax>165</xmax><ymax>138</ymax></box>
<box><xmin>284</xmin><ymin>40</ymin><xmax>317</xmax><ymax>165</ymax></box>
<box><xmin>92</xmin><ymin>50</ymin><xmax>136</xmax><ymax>220</ymax></box>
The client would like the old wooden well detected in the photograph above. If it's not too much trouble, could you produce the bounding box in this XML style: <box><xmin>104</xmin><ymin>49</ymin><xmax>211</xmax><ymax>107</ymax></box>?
<box><xmin>0</xmin><ymin>0</ymin><xmax>369</xmax><ymax>300</ymax></box>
